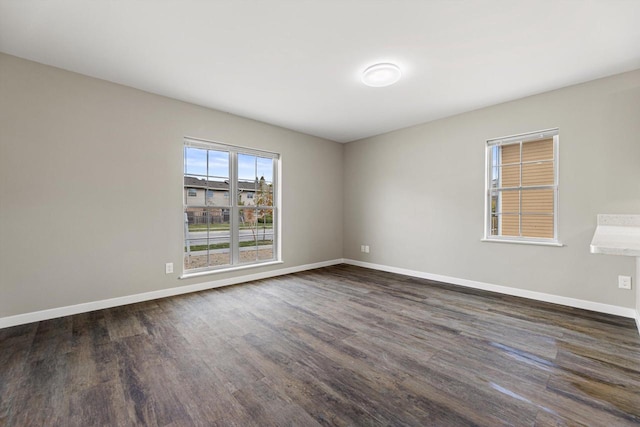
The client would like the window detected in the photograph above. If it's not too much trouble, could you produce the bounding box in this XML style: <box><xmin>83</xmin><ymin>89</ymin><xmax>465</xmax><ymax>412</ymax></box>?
<box><xmin>485</xmin><ymin>128</ymin><xmax>559</xmax><ymax>245</ymax></box>
<box><xmin>187</xmin><ymin>188</ymin><xmax>197</xmax><ymax>197</ymax></box>
<box><xmin>183</xmin><ymin>137</ymin><xmax>279</xmax><ymax>273</ymax></box>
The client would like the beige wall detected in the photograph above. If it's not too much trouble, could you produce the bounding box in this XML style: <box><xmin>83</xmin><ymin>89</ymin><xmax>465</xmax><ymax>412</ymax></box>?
<box><xmin>2</xmin><ymin>51</ymin><xmax>639</xmax><ymax>319</ymax></box>
<box><xmin>0</xmin><ymin>53</ymin><xmax>344</xmax><ymax>317</ymax></box>
<box><xmin>344</xmin><ymin>70</ymin><xmax>640</xmax><ymax>308</ymax></box>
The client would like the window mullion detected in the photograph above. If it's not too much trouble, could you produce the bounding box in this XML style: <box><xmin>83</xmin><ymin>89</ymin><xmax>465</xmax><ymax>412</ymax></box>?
<box><xmin>499</xmin><ymin>185</ymin><xmax>556</xmax><ymax>191</ymax></box>
<box><xmin>553</xmin><ymin>135</ymin><xmax>559</xmax><ymax>241</ymax></box>
<box><xmin>230</xmin><ymin>151</ymin><xmax>239</xmax><ymax>265</ymax></box>
<box><xmin>496</xmin><ymin>146</ymin><xmax>502</xmax><ymax>236</ymax></box>
<box><xmin>272</xmin><ymin>156</ymin><xmax>278</xmax><ymax>260</ymax></box>
<box><xmin>518</xmin><ymin>142</ymin><xmax>523</xmax><ymax>237</ymax></box>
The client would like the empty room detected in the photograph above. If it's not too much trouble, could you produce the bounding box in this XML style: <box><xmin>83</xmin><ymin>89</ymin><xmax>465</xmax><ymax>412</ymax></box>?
<box><xmin>1</xmin><ymin>1</ymin><xmax>640</xmax><ymax>426</ymax></box>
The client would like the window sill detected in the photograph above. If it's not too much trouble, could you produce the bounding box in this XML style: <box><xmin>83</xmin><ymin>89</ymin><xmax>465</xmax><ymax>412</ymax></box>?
<box><xmin>179</xmin><ymin>260</ymin><xmax>283</xmax><ymax>279</ymax></box>
<box><xmin>481</xmin><ymin>238</ymin><xmax>564</xmax><ymax>247</ymax></box>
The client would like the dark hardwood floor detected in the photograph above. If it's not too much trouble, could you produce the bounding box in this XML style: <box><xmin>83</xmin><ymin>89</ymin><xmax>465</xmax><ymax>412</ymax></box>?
<box><xmin>1</xmin><ymin>264</ymin><xmax>639</xmax><ymax>426</ymax></box>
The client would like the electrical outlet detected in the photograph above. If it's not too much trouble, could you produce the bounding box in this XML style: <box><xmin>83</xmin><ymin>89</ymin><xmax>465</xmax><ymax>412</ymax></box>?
<box><xmin>618</xmin><ymin>275</ymin><xmax>631</xmax><ymax>290</ymax></box>
<box><xmin>364</xmin><ymin>245</ymin><xmax>370</xmax><ymax>253</ymax></box>
<box><xmin>165</xmin><ymin>262</ymin><xmax>174</xmax><ymax>274</ymax></box>
<box><xmin>360</xmin><ymin>245</ymin><xmax>365</xmax><ymax>252</ymax></box>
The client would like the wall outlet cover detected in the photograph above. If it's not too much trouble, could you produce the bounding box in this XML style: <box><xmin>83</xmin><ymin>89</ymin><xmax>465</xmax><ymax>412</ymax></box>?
<box><xmin>618</xmin><ymin>275</ymin><xmax>631</xmax><ymax>289</ymax></box>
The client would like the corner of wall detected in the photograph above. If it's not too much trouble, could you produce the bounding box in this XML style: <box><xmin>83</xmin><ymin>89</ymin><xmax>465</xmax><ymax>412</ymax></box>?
<box><xmin>636</xmin><ymin>257</ymin><xmax>640</xmax><ymax>335</ymax></box>
<box><xmin>340</xmin><ymin>140</ymin><xmax>348</xmax><ymax>260</ymax></box>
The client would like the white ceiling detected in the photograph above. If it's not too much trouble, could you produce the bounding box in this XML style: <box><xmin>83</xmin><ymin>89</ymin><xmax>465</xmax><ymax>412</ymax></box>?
<box><xmin>1</xmin><ymin>1</ymin><xmax>640</xmax><ymax>143</ymax></box>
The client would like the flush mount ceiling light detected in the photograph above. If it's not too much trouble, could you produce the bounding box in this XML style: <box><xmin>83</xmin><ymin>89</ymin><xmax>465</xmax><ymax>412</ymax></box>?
<box><xmin>361</xmin><ymin>63</ymin><xmax>402</xmax><ymax>87</ymax></box>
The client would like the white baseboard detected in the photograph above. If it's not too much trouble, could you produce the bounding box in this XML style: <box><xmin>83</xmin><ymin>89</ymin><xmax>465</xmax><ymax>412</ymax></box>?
<box><xmin>3</xmin><ymin>258</ymin><xmax>636</xmax><ymax>330</ymax></box>
<box><xmin>0</xmin><ymin>259</ymin><xmax>344</xmax><ymax>329</ymax></box>
<box><xmin>344</xmin><ymin>259</ymin><xmax>637</xmax><ymax>319</ymax></box>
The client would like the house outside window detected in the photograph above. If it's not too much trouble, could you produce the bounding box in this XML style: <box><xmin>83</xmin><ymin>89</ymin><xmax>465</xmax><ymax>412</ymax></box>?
<box><xmin>484</xmin><ymin>128</ymin><xmax>560</xmax><ymax>245</ymax></box>
<box><xmin>183</xmin><ymin>137</ymin><xmax>279</xmax><ymax>273</ymax></box>
<box><xmin>187</xmin><ymin>188</ymin><xmax>197</xmax><ymax>197</ymax></box>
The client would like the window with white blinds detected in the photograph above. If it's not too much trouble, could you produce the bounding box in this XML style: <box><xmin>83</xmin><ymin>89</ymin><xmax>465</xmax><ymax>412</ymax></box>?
<box><xmin>485</xmin><ymin>129</ymin><xmax>560</xmax><ymax>245</ymax></box>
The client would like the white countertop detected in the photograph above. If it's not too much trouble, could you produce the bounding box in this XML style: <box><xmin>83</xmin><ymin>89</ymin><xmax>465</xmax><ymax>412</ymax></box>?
<box><xmin>590</xmin><ymin>214</ymin><xmax>640</xmax><ymax>257</ymax></box>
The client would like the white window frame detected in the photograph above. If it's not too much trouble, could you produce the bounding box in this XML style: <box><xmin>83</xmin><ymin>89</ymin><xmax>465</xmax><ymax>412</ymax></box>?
<box><xmin>483</xmin><ymin>128</ymin><xmax>562</xmax><ymax>246</ymax></box>
<box><xmin>182</xmin><ymin>137</ymin><xmax>281</xmax><ymax>276</ymax></box>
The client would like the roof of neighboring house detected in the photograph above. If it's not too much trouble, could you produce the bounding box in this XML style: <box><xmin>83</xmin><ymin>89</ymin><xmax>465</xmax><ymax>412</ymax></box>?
<box><xmin>184</xmin><ymin>176</ymin><xmax>268</xmax><ymax>191</ymax></box>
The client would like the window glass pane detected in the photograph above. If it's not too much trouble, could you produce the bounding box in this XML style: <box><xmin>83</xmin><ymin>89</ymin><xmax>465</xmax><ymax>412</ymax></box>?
<box><xmin>239</xmin><ymin>208</ymin><xmax>258</xmax><ymax>263</ymax></box>
<box><xmin>489</xmin><ymin>191</ymin><xmax>498</xmax><ymax>236</ymax></box>
<box><xmin>501</xmin><ymin>214</ymin><xmax>520</xmax><ymax>237</ymax></box>
<box><xmin>490</xmin><ymin>213</ymin><xmax>499</xmax><ymax>236</ymax></box>
<box><xmin>499</xmin><ymin>190</ymin><xmax>520</xmax><ymax>237</ymax></box>
<box><xmin>491</xmin><ymin>146</ymin><xmax>500</xmax><ymax>167</ymax></box>
<box><xmin>185</xmin><ymin>207</ymin><xmax>207</xmax><ymax>231</ymax></box>
<box><xmin>255</xmin><ymin>186</ymin><xmax>273</xmax><ymax>207</ymax></box>
<box><xmin>184</xmin><ymin>208</ymin><xmax>231</xmax><ymax>269</ymax></box>
<box><xmin>500</xmin><ymin>190</ymin><xmax>520</xmax><ymax>214</ymax></box>
<box><xmin>522</xmin><ymin>189</ymin><xmax>554</xmax><ymax>214</ymax></box>
<box><xmin>239</xmin><ymin>207</ymin><xmax>255</xmax><ymax>230</ymax></box>
<box><xmin>500</xmin><ymin>164</ymin><xmax>520</xmax><ymax>187</ymax></box>
<box><xmin>205</xmin><ymin>208</ymin><xmax>231</xmax><ymax>267</ymax></box>
<box><xmin>522</xmin><ymin>215</ymin><xmax>554</xmax><ymax>238</ymax></box>
<box><xmin>238</xmin><ymin>153</ymin><xmax>257</xmax><ymax>181</ymax></box>
<box><xmin>522</xmin><ymin>139</ymin><xmax>553</xmax><ymax>162</ymax></box>
<box><xmin>500</xmin><ymin>144</ymin><xmax>520</xmax><ymax>165</ymax></box>
<box><xmin>185</xmin><ymin>147</ymin><xmax>207</xmax><ymax>176</ymax></box>
<box><xmin>237</xmin><ymin>180</ymin><xmax>256</xmax><ymax>205</ymax></box>
<box><xmin>184</xmin><ymin>177</ymin><xmax>206</xmax><ymax>205</ymax></box>
<box><xmin>256</xmin><ymin>157</ymin><xmax>273</xmax><ymax>182</ymax></box>
<box><xmin>206</xmin><ymin>179</ymin><xmax>230</xmax><ymax>206</ymax></box>
<box><xmin>522</xmin><ymin>161</ymin><xmax>554</xmax><ymax>186</ymax></box>
<box><xmin>491</xmin><ymin>166</ymin><xmax>499</xmax><ymax>188</ymax></box>
<box><xmin>257</xmin><ymin>208</ymin><xmax>274</xmax><ymax>261</ymax></box>
<box><xmin>208</xmin><ymin>150</ymin><xmax>229</xmax><ymax>179</ymax></box>
<box><xmin>184</xmin><ymin>237</ymin><xmax>209</xmax><ymax>270</ymax></box>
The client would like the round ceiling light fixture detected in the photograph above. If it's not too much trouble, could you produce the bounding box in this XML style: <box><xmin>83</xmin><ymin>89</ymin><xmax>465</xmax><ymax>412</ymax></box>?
<box><xmin>361</xmin><ymin>63</ymin><xmax>402</xmax><ymax>87</ymax></box>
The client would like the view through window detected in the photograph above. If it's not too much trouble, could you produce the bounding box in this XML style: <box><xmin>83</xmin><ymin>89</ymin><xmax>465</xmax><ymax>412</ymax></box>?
<box><xmin>183</xmin><ymin>138</ymin><xmax>278</xmax><ymax>273</ymax></box>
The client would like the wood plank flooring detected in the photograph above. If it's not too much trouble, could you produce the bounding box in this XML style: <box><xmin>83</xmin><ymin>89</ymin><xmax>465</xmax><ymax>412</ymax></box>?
<box><xmin>1</xmin><ymin>264</ymin><xmax>639</xmax><ymax>426</ymax></box>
